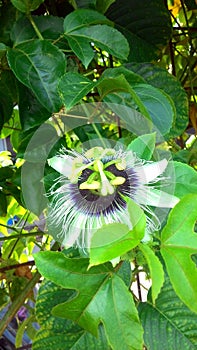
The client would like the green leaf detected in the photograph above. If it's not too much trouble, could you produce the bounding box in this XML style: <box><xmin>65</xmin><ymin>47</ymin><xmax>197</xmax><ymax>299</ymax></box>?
<box><xmin>127</xmin><ymin>133</ymin><xmax>156</xmax><ymax>160</ymax></box>
<box><xmin>161</xmin><ymin>194</ymin><xmax>197</xmax><ymax>314</ymax></box>
<box><xmin>98</xmin><ymin>71</ymin><xmax>175</xmax><ymax>135</ymax></box>
<box><xmin>58</xmin><ymin>72</ymin><xmax>95</xmax><ymax>110</ymax></box>
<box><xmin>126</xmin><ymin>63</ymin><xmax>188</xmax><ymax>138</ymax></box>
<box><xmin>132</xmin><ymin>84</ymin><xmax>175</xmax><ymax>136</ymax></box>
<box><xmin>11</xmin><ymin>16</ymin><xmax>64</xmax><ymax>45</ymax></box>
<box><xmin>116</xmin><ymin>260</ymin><xmax>132</xmax><ymax>288</ymax></box>
<box><xmin>139</xmin><ymin>244</ymin><xmax>164</xmax><ymax>303</ymax></box>
<box><xmin>173</xmin><ymin>161</ymin><xmax>197</xmax><ymax>198</ymax></box>
<box><xmin>63</xmin><ymin>9</ymin><xmax>129</xmax><ymax>67</ymax></box>
<box><xmin>89</xmin><ymin>223</ymin><xmax>131</xmax><ymax>266</ymax></box>
<box><xmin>90</xmin><ymin>200</ymin><xmax>146</xmax><ymax>266</ymax></box>
<box><xmin>98</xmin><ymin>75</ymin><xmax>151</xmax><ymax>121</ymax></box>
<box><xmin>139</xmin><ymin>275</ymin><xmax>197</xmax><ymax>350</ymax></box>
<box><xmin>33</xmin><ymin>279</ymin><xmax>111</xmax><ymax>350</ymax></box>
<box><xmin>34</xmin><ymin>252</ymin><xmax>143</xmax><ymax>350</ymax></box>
<box><xmin>7</xmin><ymin>39</ymin><xmax>66</xmax><ymax>113</ymax></box>
<box><xmin>101</xmin><ymin>67</ymin><xmax>145</xmax><ymax>85</ymax></box>
<box><xmin>64</xmin><ymin>8</ymin><xmax>113</xmax><ymax>32</ymax></box>
<box><xmin>11</xmin><ymin>0</ymin><xmax>44</xmax><ymax>13</ymax></box>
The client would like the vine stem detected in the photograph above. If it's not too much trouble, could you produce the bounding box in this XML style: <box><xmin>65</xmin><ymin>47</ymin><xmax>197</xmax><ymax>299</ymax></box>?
<box><xmin>27</xmin><ymin>14</ymin><xmax>44</xmax><ymax>40</ymax></box>
<box><xmin>0</xmin><ymin>271</ymin><xmax>41</xmax><ymax>337</ymax></box>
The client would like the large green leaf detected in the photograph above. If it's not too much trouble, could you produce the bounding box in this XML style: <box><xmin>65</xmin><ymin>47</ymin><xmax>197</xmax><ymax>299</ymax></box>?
<box><xmin>11</xmin><ymin>0</ymin><xmax>44</xmax><ymax>13</ymax></box>
<box><xmin>132</xmin><ymin>84</ymin><xmax>175</xmax><ymax>136</ymax></box>
<box><xmin>34</xmin><ymin>252</ymin><xmax>143</xmax><ymax>350</ymax></box>
<box><xmin>63</xmin><ymin>9</ymin><xmax>129</xmax><ymax>67</ymax></box>
<box><xmin>7</xmin><ymin>39</ymin><xmax>66</xmax><ymax>113</ymax></box>
<box><xmin>98</xmin><ymin>75</ymin><xmax>151</xmax><ymax>121</ymax></box>
<box><xmin>139</xmin><ymin>275</ymin><xmax>197</xmax><ymax>350</ymax></box>
<box><xmin>98</xmin><ymin>70</ymin><xmax>174</xmax><ymax>135</ymax></box>
<box><xmin>161</xmin><ymin>194</ymin><xmax>197</xmax><ymax>314</ymax></box>
<box><xmin>90</xmin><ymin>199</ymin><xmax>145</xmax><ymax>266</ymax></box>
<box><xmin>126</xmin><ymin>63</ymin><xmax>188</xmax><ymax>137</ymax></box>
<box><xmin>33</xmin><ymin>280</ymin><xmax>110</xmax><ymax>350</ymax></box>
<box><xmin>106</xmin><ymin>0</ymin><xmax>172</xmax><ymax>62</ymax></box>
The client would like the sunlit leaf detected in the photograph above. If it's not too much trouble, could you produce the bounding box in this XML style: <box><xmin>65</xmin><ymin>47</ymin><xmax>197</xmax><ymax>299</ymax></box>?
<box><xmin>161</xmin><ymin>194</ymin><xmax>197</xmax><ymax>313</ymax></box>
<box><xmin>34</xmin><ymin>252</ymin><xmax>143</xmax><ymax>350</ymax></box>
<box><xmin>89</xmin><ymin>200</ymin><xmax>146</xmax><ymax>266</ymax></box>
<box><xmin>33</xmin><ymin>279</ymin><xmax>111</xmax><ymax>350</ymax></box>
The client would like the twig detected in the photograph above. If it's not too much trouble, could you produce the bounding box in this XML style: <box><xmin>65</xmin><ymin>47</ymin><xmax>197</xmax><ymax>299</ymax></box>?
<box><xmin>0</xmin><ymin>231</ymin><xmax>45</xmax><ymax>241</ymax></box>
<box><xmin>0</xmin><ymin>271</ymin><xmax>41</xmax><ymax>337</ymax></box>
<box><xmin>0</xmin><ymin>261</ymin><xmax>35</xmax><ymax>273</ymax></box>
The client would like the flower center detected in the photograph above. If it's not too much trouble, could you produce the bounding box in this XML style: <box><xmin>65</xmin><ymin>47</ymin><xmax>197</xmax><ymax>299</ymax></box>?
<box><xmin>78</xmin><ymin>157</ymin><xmax>127</xmax><ymax>197</ymax></box>
<box><xmin>66</xmin><ymin>147</ymin><xmax>139</xmax><ymax>216</ymax></box>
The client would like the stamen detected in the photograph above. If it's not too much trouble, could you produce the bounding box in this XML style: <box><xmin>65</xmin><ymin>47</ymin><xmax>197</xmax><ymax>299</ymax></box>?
<box><xmin>79</xmin><ymin>181</ymin><xmax>100</xmax><ymax>190</ymax></box>
<box><xmin>110</xmin><ymin>177</ymin><xmax>126</xmax><ymax>186</ymax></box>
<box><xmin>115</xmin><ymin>159</ymin><xmax>126</xmax><ymax>170</ymax></box>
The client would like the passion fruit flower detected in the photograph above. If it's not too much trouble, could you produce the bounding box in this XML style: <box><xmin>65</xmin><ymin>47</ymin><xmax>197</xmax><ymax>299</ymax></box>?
<box><xmin>47</xmin><ymin>146</ymin><xmax>179</xmax><ymax>248</ymax></box>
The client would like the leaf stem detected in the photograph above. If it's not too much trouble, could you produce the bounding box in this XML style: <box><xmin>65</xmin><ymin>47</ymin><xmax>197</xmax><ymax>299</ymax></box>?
<box><xmin>92</xmin><ymin>123</ymin><xmax>107</xmax><ymax>148</ymax></box>
<box><xmin>27</xmin><ymin>14</ymin><xmax>44</xmax><ymax>40</ymax></box>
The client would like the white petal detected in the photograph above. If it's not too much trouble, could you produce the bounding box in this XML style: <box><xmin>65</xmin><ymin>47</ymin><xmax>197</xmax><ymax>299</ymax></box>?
<box><xmin>137</xmin><ymin>187</ymin><xmax>179</xmax><ymax>208</ymax></box>
<box><xmin>136</xmin><ymin>159</ymin><xmax>168</xmax><ymax>184</ymax></box>
<box><xmin>48</xmin><ymin>156</ymin><xmax>72</xmax><ymax>177</ymax></box>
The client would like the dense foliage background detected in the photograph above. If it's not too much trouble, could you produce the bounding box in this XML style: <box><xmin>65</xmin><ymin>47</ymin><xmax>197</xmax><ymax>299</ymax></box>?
<box><xmin>0</xmin><ymin>0</ymin><xmax>197</xmax><ymax>349</ymax></box>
